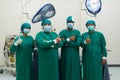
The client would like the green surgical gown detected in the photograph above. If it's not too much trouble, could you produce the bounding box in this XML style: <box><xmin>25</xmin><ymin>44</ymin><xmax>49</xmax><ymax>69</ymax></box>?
<box><xmin>59</xmin><ymin>29</ymin><xmax>81</xmax><ymax>80</ymax></box>
<box><xmin>35</xmin><ymin>31</ymin><xmax>63</xmax><ymax>80</ymax></box>
<box><xmin>10</xmin><ymin>35</ymin><xmax>34</xmax><ymax>80</ymax></box>
<box><xmin>81</xmin><ymin>31</ymin><xmax>107</xmax><ymax>80</ymax></box>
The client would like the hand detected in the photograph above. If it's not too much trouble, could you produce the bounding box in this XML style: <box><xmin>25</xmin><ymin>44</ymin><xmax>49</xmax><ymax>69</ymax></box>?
<box><xmin>70</xmin><ymin>36</ymin><xmax>76</xmax><ymax>41</ymax></box>
<box><xmin>86</xmin><ymin>38</ymin><xmax>90</xmax><ymax>44</ymax></box>
<box><xmin>56</xmin><ymin>37</ymin><xmax>61</xmax><ymax>43</ymax></box>
<box><xmin>14</xmin><ymin>39</ymin><xmax>22</xmax><ymax>46</ymax></box>
<box><xmin>102</xmin><ymin>59</ymin><xmax>106</xmax><ymax>65</ymax></box>
<box><xmin>61</xmin><ymin>38</ymin><xmax>64</xmax><ymax>41</ymax></box>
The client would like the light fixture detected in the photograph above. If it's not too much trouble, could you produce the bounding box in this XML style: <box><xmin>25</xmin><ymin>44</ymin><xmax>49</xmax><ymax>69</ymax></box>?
<box><xmin>85</xmin><ymin>0</ymin><xmax>102</xmax><ymax>15</ymax></box>
<box><xmin>32</xmin><ymin>3</ymin><xmax>56</xmax><ymax>23</ymax></box>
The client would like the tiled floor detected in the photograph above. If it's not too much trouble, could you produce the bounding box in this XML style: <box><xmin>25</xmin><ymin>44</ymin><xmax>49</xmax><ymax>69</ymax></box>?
<box><xmin>0</xmin><ymin>74</ymin><xmax>16</xmax><ymax>80</ymax></box>
<box><xmin>109</xmin><ymin>67</ymin><xmax>120</xmax><ymax>80</ymax></box>
<box><xmin>0</xmin><ymin>67</ymin><xmax>120</xmax><ymax>80</ymax></box>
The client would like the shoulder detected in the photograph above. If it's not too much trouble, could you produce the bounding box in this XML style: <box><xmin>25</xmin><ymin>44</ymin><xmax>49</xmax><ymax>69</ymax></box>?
<box><xmin>36</xmin><ymin>31</ymin><xmax>44</xmax><ymax>36</ymax></box>
<box><xmin>26</xmin><ymin>35</ymin><xmax>34</xmax><ymax>40</ymax></box>
<box><xmin>59</xmin><ymin>29</ymin><xmax>67</xmax><ymax>35</ymax></box>
<box><xmin>95</xmin><ymin>31</ymin><xmax>104</xmax><ymax>36</ymax></box>
<box><xmin>51</xmin><ymin>32</ymin><xmax>58</xmax><ymax>35</ymax></box>
<box><xmin>73</xmin><ymin>29</ymin><xmax>80</xmax><ymax>32</ymax></box>
<box><xmin>60</xmin><ymin>29</ymin><xmax>67</xmax><ymax>33</ymax></box>
<box><xmin>82</xmin><ymin>32</ymin><xmax>88</xmax><ymax>35</ymax></box>
<box><xmin>28</xmin><ymin>35</ymin><xmax>33</xmax><ymax>38</ymax></box>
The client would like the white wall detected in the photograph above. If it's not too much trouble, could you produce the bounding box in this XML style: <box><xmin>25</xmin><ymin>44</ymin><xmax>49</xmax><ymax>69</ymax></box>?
<box><xmin>0</xmin><ymin>0</ymin><xmax>120</xmax><ymax>65</ymax></box>
<box><xmin>0</xmin><ymin>0</ymin><xmax>21</xmax><ymax>65</ymax></box>
<box><xmin>0</xmin><ymin>0</ymin><xmax>81</xmax><ymax>65</ymax></box>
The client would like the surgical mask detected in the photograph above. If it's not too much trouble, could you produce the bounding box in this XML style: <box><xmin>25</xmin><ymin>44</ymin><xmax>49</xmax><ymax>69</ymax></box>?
<box><xmin>87</xmin><ymin>26</ymin><xmax>94</xmax><ymax>31</ymax></box>
<box><xmin>44</xmin><ymin>26</ymin><xmax>52</xmax><ymax>32</ymax></box>
<box><xmin>67</xmin><ymin>23</ymin><xmax>74</xmax><ymax>28</ymax></box>
<box><xmin>23</xmin><ymin>29</ymin><xmax>30</xmax><ymax>34</ymax></box>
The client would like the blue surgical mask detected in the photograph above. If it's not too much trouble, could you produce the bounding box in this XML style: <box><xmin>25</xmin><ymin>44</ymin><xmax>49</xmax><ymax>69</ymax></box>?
<box><xmin>87</xmin><ymin>26</ymin><xmax>94</xmax><ymax>31</ymax></box>
<box><xmin>67</xmin><ymin>23</ymin><xmax>74</xmax><ymax>29</ymax></box>
<box><xmin>44</xmin><ymin>26</ymin><xmax>52</xmax><ymax>32</ymax></box>
<box><xmin>23</xmin><ymin>29</ymin><xmax>30</xmax><ymax>34</ymax></box>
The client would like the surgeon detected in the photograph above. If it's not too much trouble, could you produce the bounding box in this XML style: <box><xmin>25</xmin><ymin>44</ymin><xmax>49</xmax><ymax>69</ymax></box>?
<box><xmin>10</xmin><ymin>23</ymin><xmax>34</xmax><ymax>80</ymax></box>
<box><xmin>35</xmin><ymin>19</ymin><xmax>63</xmax><ymax>80</ymax></box>
<box><xmin>59</xmin><ymin>16</ymin><xmax>81</xmax><ymax>80</ymax></box>
<box><xmin>81</xmin><ymin>20</ymin><xmax>107</xmax><ymax>80</ymax></box>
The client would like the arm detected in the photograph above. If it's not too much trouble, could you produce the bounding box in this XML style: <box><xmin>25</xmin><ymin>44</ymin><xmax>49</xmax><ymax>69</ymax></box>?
<box><xmin>59</xmin><ymin>31</ymin><xmax>68</xmax><ymax>46</ymax></box>
<box><xmin>54</xmin><ymin>39</ymin><xmax>63</xmax><ymax>48</ymax></box>
<box><xmin>80</xmin><ymin>34</ymin><xmax>86</xmax><ymax>48</ymax></box>
<box><xmin>10</xmin><ymin>37</ymin><xmax>19</xmax><ymax>53</ymax></box>
<box><xmin>35</xmin><ymin>32</ymin><xmax>55</xmax><ymax>48</ymax></box>
<box><xmin>101</xmin><ymin>33</ymin><xmax>107</xmax><ymax>65</ymax></box>
<box><xmin>101</xmin><ymin>33</ymin><xmax>107</xmax><ymax>58</ymax></box>
<box><xmin>68</xmin><ymin>31</ymin><xmax>81</xmax><ymax>47</ymax></box>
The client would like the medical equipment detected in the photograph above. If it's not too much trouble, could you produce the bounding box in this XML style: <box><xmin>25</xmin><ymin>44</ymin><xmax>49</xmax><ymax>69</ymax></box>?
<box><xmin>0</xmin><ymin>35</ymin><xmax>16</xmax><ymax>76</ymax></box>
<box><xmin>32</xmin><ymin>3</ymin><xmax>56</xmax><ymax>23</ymax></box>
<box><xmin>85</xmin><ymin>0</ymin><xmax>102</xmax><ymax>15</ymax></box>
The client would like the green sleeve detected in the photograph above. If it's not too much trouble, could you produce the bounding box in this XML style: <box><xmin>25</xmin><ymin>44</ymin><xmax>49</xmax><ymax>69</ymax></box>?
<box><xmin>80</xmin><ymin>34</ymin><xmax>86</xmax><ymax>48</ymax></box>
<box><xmin>35</xmin><ymin>32</ymin><xmax>55</xmax><ymax>48</ymax></box>
<box><xmin>52</xmin><ymin>32</ymin><xmax>63</xmax><ymax>48</ymax></box>
<box><xmin>69</xmin><ymin>31</ymin><xmax>81</xmax><ymax>47</ymax></box>
<box><xmin>10</xmin><ymin>37</ymin><xmax>19</xmax><ymax>53</ymax></box>
<box><xmin>101</xmin><ymin>33</ymin><xmax>107</xmax><ymax>57</ymax></box>
<box><xmin>59</xmin><ymin>31</ymin><xmax>67</xmax><ymax>46</ymax></box>
<box><xmin>54</xmin><ymin>40</ymin><xmax>63</xmax><ymax>48</ymax></box>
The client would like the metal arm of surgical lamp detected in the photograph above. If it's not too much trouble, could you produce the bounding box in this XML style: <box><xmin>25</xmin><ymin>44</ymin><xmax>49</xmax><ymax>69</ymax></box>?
<box><xmin>21</xmin><ymin>0</ymin><xmax>32</xmax><ymax>21</ymax></box>
<box><xmin>22</xmin><ymin>12</ymin><xmax>31</xmax><ymax>20</ymax></box>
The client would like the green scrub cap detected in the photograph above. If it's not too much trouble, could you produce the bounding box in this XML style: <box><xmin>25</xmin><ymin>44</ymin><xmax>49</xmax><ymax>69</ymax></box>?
<box><xmin>21</xmin><ymin>23</ymin><xmax>31</xmax><ymax>33</ymax></box>
<box><xmin>41</xmin><ymin>19</ymin><xmax>51</xmax><ymax>26</ymax></box>
<box><xmin>86</xmin><ymin>20</ymin><xmax>96</xmax><ymax>26</ymax></box>
<box><xmin>66</xmin><ymin>16</ymin><xmax>75</xmax><ymax>23</ymax></box>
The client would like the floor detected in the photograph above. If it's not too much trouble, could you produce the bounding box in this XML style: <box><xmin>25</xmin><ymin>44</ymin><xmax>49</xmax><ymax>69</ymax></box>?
<box><xmin>109</xmin><ymin>67</ymin><xmax>120</xmax><ymax>80</ymax></box>
<box><xmin>0</xmin><ymin>67</ymin><xmax>120</xmax><ymax>80</ymax></box>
